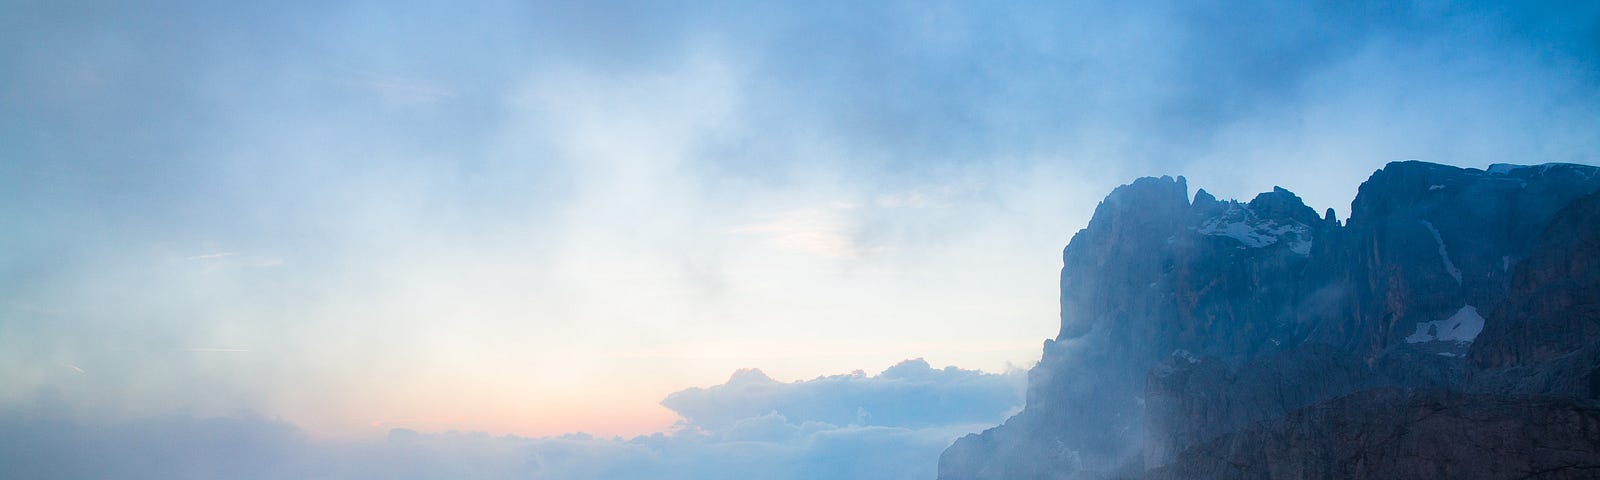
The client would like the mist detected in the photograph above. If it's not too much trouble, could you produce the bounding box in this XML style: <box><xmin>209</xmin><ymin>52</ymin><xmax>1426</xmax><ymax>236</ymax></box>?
<box><xmin>3</xmin><ymin>1</ymin><xmax>1598</xmax><ymax>478</ymax></box>
<box><xmin>2</xmin><ymin>360</ymin><xmax>1023</xmax><ymax>480</ymax></box>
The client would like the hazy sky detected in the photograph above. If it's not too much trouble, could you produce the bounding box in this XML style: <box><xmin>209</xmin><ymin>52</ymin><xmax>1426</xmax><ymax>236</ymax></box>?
<box><xmin>3</xmin><ymin>0</ymin><xmax>1598</xmax><ymax>446</ymax></box>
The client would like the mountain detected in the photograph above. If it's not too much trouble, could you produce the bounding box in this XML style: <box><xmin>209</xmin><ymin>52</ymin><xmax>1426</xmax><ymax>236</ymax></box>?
<box><xmin>1145</xmin><ymin>388</ymin><xmax>1600</xmax><ymax>479</ymax></box>
<box><xmin>938</xmin><ymin>161</ymin><xmax>1600</xmax><ymax>479</ymax></box>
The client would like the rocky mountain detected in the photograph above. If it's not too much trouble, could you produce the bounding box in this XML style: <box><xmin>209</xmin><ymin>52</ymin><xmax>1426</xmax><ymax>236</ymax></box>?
<box><xmin>938</xmin><ymin>161</ymin><xmax>1600</xmax><ymax>480</ymax></box>
<box><xmin>1146</xmin><ymin>389</ymin><xmax>1600</xmax><ymax>480</ymax></box>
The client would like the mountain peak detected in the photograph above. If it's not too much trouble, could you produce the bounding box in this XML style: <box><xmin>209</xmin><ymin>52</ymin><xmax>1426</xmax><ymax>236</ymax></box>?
<box><xmin>1102</xmin><ymin>175</ymin><xmax>1190</xmax><ymax>210</ymax></box>
<box><xmin>1246</xmin><ymin>186</ymin><xmax>1320</xmax><ymax>226</ymax></box>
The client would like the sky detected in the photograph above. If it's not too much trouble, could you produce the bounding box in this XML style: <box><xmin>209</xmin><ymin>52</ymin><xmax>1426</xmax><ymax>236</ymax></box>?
<box><xmin>2</xmin><ymin>359</ymin><xmax>1026</xmax><ymax>480</ymax></box>
<box><xmin>2</xmin><ymin>1</ymin><xmax>1599</xmax><ymax>478</ymax></box>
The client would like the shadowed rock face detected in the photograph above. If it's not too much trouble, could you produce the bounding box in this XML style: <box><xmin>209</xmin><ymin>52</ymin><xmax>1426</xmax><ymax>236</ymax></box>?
<box><xmin>943</xmin><ymin>175</ymin><xmax>1338</xmax><ymax>478</ymax></box>
<box><xmin>1470</xmin><ymin>191</ymin><xmax>1600</xmax><ymax>373</ymax></box>
<box><xmin>1141</xmin><ymin>344</ymin><xmax>1384</xmax><ymax>468</ymax></box>
<box><xmin>939</xmin><ymin>161</ymin><xmax>1600</xmax><ymax>480</ymax></box>
<box><xmin>1328</xmin><ymin>162</ymin><xmax>1600</xmax><ymax>363</ymax></box>
<box><xmin>1467</xmin><ymin>191</ymin><xmax>1600</xmax><ymax>402</ymax></box>
<box><xmin>1147</xmin><ymin>389</ymin><xmax>1600</xmax><ymax>480</ymax></box>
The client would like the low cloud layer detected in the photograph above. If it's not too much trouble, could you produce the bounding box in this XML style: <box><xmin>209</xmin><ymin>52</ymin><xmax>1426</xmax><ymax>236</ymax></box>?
<box><xmin>0</xmin><ymin>360</ymin><xmax>1023</xmax><ymax>480</ymax></box>
<box><xmin>665</xmin><ymin>358</ymin><xmax>1023</xmax><ymax>430</ymax></box>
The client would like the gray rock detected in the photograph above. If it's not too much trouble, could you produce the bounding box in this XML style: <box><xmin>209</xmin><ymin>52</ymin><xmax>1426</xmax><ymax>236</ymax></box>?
<box><xmin>1470</xmin><ymin>191</ymin><xmax>1600</xmax><ymax>372</ymax></box>
<box><xmin>939</xmin><ymin>161</ymin><xmax>1600</xmax><ymax>480</ymax></box>
<box><xmin>1142</xmin><ymin>344</ymin><xmax>1383</xmax><ymax>468</ymax></box>
<box><xmin>1148</xmin><ymin>389</ymin><xmax>1600</xmax><ymax>480</ymax></box>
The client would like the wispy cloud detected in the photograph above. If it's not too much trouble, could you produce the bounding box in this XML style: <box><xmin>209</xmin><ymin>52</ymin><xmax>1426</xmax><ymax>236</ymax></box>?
<box><xmin>183</xmin><ymin>252</ymin><xmax>283</xmax><ymax>268</ymax></box>
<box><xmin>184</xmin><ymin>252</ymin><xmax>237</xmax><ymax>261</ymax></box>
<box><xmin>873</xmin><ymin>182</ymin><xmax>982</xmax><ymax>209</ymax></box>
<box><xmin>356</xmin><ymin>79</ymin><xmax>457</xmax><ymax>104</ymax></box>
<box><xmin>724</xmin><ymin>206</ymin><xmax>864</xmax><ymax>260</ymax></box>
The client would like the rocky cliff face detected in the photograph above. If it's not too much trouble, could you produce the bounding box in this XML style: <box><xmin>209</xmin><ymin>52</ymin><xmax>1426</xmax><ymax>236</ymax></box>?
<box><xmin>939</xmin><ymin>161</ymin><xmax>1600</xmax><ymax>480</ymax></box>
<box><xmin>1147</xmin><ymin>389</ymin><xmax>1600</xmax><ymax>480</ymax></box>
<box><xmin>942</xmin><ymin>175</ymin><xmax>1338</xmax><ymax>477</ymax></box>
<box><xmin>1467</xmin><ymin>190</ymin><xmax>1600</xmax><ymax>401</ymax></box>
<box><xmin>1141</xmin><ymin>344</ymin><xmax>1384</xmax><ymax>468</ymax></box>
<box><xmin>1470</xmin><ymin>190</ymin><xmax>1600</xmax><ymax>373</ymax></box>
<box><xmin>1325</xmin><ymin>162</ymin><xmax>1600</xmax><ymax>363</ymax></box>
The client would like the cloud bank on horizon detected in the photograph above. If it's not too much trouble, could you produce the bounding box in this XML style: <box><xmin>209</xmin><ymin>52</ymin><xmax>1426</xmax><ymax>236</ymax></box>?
<box><xmin>0</xmin><ymin>359</ymin><xmax>1024</xmax><ymax>480</ymax></box>
<box><xmin>2</xmin><ymin>0</ymin><xmax>1599</xmax><ymax>472</ymax></box>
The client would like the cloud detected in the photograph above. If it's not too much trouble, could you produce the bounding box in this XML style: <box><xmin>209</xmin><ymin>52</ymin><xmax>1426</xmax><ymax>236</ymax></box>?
<box><xmin>1</xmin><ymin>0</ymin><xmax>1597</xmax><ymax>468</ymax></box>
<box><xmin>0</xmin><ymin>359</ymin><xmax>1023</xmax><ymax>480</ymax></box>
<box><xmin>663</xmin><ymin>358</ymin><xmax>1024</xmax><ymax>431</ymax></box>
<box><xmin>723</xmin><ymin>179</ymin><xmax>997</xmax><ymax>262</ymax></box>
<box><xmin>724</xmin><ymin>207</ymin><xmax>864</xmax><ymax>260</ymax></box>
<box><xmin>184</xmin><ymin>253</ymin><xmax>237</xmax><ymax>261</ymax></box>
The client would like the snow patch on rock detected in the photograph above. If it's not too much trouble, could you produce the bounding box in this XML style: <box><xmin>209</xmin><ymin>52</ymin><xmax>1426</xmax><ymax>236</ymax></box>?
<box><xmin>1403</xmin><ymin>305</ymin><xmax>1485</xmax><ymax>345</ymax></box>
<box><xmin>1194</xmin><ymin>204</ymin><xmax>1313</xmax><ymax>255</ymax></box>
<box><xmin>1420</xmin><ymin>220</ymin><xmax>1462</xmax><ymax>283</ymax></box>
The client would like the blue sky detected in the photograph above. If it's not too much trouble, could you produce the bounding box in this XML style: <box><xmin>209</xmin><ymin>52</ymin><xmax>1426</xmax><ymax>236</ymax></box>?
<box><xmin>2</xmin><ymin>0</ymin><xmax>1599</xmax><ymax>476</ymax></box>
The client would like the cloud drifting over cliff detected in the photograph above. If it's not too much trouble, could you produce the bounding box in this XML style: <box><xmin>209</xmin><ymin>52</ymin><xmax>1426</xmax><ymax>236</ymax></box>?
<box><xmin>0</xmin><ymin>360</ymin><xmax>1024</xmax><ymax>480</ymax></box>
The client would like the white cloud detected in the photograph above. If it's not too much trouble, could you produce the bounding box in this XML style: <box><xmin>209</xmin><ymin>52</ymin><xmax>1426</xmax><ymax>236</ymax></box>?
<box><xmin>663</xmin><ymin>358</ymin><xmax>1024</xmax><ymax>431</ymax></box>
<box><xmin>724</xmin><ymin>207</ymin><xmax>863</xmax><ymax>260</ymax></box>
